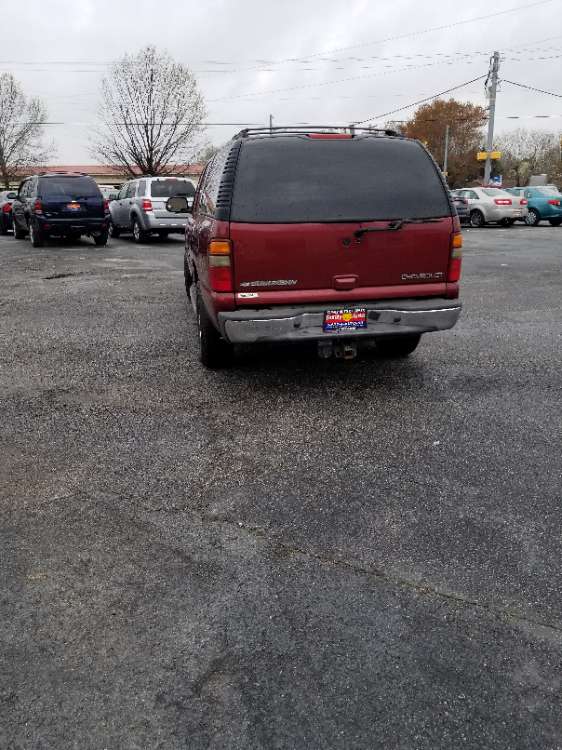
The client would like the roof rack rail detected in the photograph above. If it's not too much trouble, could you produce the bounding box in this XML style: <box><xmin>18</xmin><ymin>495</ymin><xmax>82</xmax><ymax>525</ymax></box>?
<box><xmin>233</xmin><ymin>125</ymin><xmax>401</xmax><ymax>139</ymax></box>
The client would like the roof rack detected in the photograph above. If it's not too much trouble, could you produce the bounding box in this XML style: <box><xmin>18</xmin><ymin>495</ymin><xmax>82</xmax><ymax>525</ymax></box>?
<box><xmin>233</xmin><ymin>125</ymin><xmax>400</xmax><ymax>139</ymax></box>
<box><xmin>39</xmin><ymin>171</ymin><xmax>88</xmax><ymax>176</ymax></box>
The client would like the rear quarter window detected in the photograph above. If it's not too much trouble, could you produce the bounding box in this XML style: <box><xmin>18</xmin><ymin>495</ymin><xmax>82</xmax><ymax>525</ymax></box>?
<box><xmin>230</xmin><ymin>136</ymin><xmax>451</xmax><ymax>223</ymax></box>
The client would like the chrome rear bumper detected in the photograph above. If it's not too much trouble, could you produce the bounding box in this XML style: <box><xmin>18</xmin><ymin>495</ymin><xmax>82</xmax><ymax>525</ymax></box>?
<box><xmin>218</xmin><ymin>298</ymin><xmax>461</xmax><ymax>344</ymax></box>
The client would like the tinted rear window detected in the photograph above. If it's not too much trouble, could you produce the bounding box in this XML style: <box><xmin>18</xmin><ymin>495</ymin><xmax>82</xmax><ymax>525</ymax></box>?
<box><xmin>230</xmin><ymin>136</ymin><xmax>450</xmax><ymax>223</ymax></box>
<box><xmin>40</xmin><ymin>177</ymin><xmax>101</xmax><ymax>199</ymax></box>
<box><xmin>150</xmin><ymin>179</ymin><xmax>195</xmax><ymax>198</ymax></box>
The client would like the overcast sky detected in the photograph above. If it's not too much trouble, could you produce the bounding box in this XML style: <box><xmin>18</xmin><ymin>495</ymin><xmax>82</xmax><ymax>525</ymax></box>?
<box><xmin>2</xmin><ymin>0</ymin><xmax>561</xmax><ymax>163</ymax></box>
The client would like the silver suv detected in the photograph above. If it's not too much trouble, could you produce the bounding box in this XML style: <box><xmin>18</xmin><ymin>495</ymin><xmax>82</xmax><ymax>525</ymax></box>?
<box><xmin>108</xmin><ymin>176</ymin><xmax>195</xmax><ymax>241</ymax></box>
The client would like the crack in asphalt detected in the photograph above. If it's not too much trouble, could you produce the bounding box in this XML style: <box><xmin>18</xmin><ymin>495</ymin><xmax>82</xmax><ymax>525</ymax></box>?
<box><xmin>92</xmin><ymin>489</ymin><xmax>562</xmax><ymax>639</ymax></box>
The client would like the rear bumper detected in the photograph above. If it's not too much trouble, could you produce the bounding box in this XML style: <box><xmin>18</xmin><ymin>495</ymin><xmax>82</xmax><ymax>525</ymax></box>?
<box><xmin>37</xmin><ymin>216</ymin><xmax>107</xmax><ymax>234</ymax></box>
<box><xmin>144</xmin><ymin>214</ymin><xmax>187</xmax><ymax>232</ymax></box>
<box><xmin>218</xmin><ymin>298</ymin><xmax>462</xmax><ymax>344</ymax></box>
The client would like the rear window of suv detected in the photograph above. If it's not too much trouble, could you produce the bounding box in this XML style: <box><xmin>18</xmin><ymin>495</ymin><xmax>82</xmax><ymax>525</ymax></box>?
<box><xmin>150</xmin><ymin>179</ymin><xmax>195</xmax><ymax>198</ymax></box>
<box><xmin>39</xmin><ymin>176</ymin><xmax>101</xmax><ymax>199</ymax></box>
<box><xmin>230</xmin><ymin>136</ymin><xmax>450</xmax><ymax>223</ymax></box>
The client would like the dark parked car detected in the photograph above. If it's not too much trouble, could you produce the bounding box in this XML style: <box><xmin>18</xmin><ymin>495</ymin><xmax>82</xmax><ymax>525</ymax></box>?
<box><xmin>182</xmin><ymin>126</ymin><xmax>462</xmax><ymax>368</ymax></box>
<box><xmin>451</xmin><ymin>193</ymin><xmax>469</xmax><ymax>225</ymax></box>
<box><xmin>0</xmin><ymin>190</ymin><xmax>18</xmax><ymax>234</ymax></box>
<box><xmin>11</xmin><ymin>172</ymin><xmax>109</xmax><ymax>247</ymax></box>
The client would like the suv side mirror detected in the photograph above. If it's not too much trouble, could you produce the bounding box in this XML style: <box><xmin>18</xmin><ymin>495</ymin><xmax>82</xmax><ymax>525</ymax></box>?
<box><xmin>166</xmin><ymin>196</ymin><xmax>191</xmax><ymax>214</ymax></box>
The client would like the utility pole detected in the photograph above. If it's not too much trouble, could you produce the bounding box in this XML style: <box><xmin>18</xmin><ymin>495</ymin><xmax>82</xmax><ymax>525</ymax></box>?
<box><xmin>443</xmin><ymin>124</ymin><xmax>450</xmax><ymax>178</ymax></box>
<box><xmin>269</xmin><ymin>114</ymin><xmax>273</xmax><ymax>133</ymax></box>
<box><xmin>484</xmin><ymin>51</ymin><xmax>500</xmax><ymax>185</ymax></box>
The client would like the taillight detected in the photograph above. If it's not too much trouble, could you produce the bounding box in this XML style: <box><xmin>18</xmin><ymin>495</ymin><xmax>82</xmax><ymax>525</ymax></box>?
<box><xmin>548</xmin><ymin>199</ymin><xmax>560</xmax><ymax>206</ymax></box>
<box><xmin>520</xmin><ymin>199</ymin><xmax>528</xmax><ymax>206</ymax></box>
<box><xmin>33</xmin><ymin>199</ymin><xmax>43</xmax><ymax>214</ymax></box>
<box><xmin>494</xmin><ymin>198</ymin><xmax>512</xmax><ymax>206</ymax></box>
<box><xmin>142</xmin><ymin>199</ymin><xmax>153</xmax><ymax>211</ymax></box>
<box><xmin>447</xmin><ymin>219</ymin><xmax>462</xmax><ymax>283</ymax></box>
<box><xmin>2</xmin><ymin>203</ymin><xmax>11</xmax><ymax>213</ymax></box>
<box><xmin>103</xmin><ymin>199</ymin><xmax>109</xmax><ymax>212</ymax></box>
<box><xmin>208</xmin><ymin>239</ymin><xmax>233</xmax><ymax>292</ymax></box>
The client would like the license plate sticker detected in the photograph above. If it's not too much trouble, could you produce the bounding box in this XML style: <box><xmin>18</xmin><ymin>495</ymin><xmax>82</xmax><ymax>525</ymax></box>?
<box><xmin>323</xmin><ymin>308</ymin><xmax>367</xmax><ymax>332</ymax></box>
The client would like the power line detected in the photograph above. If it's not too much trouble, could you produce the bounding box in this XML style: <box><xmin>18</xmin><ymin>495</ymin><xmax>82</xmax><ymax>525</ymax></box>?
<box><xmin>208</xmin><ymin>57</ymin><xmax>482</xmax><ymax>103</ymax></box>
<box><xmin>353</xmin><ymin>75</ymin><xmax>488</xmax><ymax>125</ymax></box>
<box><xmin>502</xmin><ymin>79</ymin><xmax>562</xmax><ymax>99</ymax></box>
<box><xmin>233</xmin><ymin>0</ymin><xmax>556</xmax><ymax>68</ymax></box>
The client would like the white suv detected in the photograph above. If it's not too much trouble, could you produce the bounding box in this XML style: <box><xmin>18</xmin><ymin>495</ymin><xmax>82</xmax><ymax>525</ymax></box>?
<box><xmin>109</xmin><ymin>176</ymin><xmax>195</xmax><ymax>242</ymax></box>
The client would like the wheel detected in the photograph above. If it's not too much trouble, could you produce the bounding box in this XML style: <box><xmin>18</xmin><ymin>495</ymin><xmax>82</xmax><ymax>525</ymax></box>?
<box><xmin>29</xmin><ymin>220</ymin><xmax>45</xmax><ymax>248</ymax></box>
<box><xmin>108</xmin><ymin>220</ymin><xmax>120</xmax><ymax>238</ymax></box>
<box><xmin>525</xmin><ymin>208</ymin><xmax>541</xmax><ymax>226</ymax></box>
<box><xmin>469</xmin><ymin>210</ymin><xmax>485</xmax><ymax>228</ymax></box>
<box><xmin>184</xmin><ymin>259</ymin><xmax>193</xmax><ymax>297</ymax></box>
<box><xmin>196</xmin><ymin>286</ymin><xmax>233</xmax><ymax>369</ymax></box>
<box><xmin>93</xmin><ymin>230</ymin><xmax>109</xmax><ymax>247</ymax></box>
<box><xmin>548</xmin><ymin>218</ymin><xmax>561</xmax><ymax>227</ymax></box>
<box><xmin>376</xmin><ymin>334</ymin><xmax>421</xmax><ymax>358</ymax></box>
<box><xmin>13</xmin><ymin>217</ymin><xmax>26</xmax><ymax>240</ymax></box>
<box><xmin>500</xmin><ymin>218</ymin><xmax>515</xmax><ymax>226</ymax></box>
<box><xmin>131</xmin><ymin>216</ymin><xmax>149</xmax><ymax>243</ymax></box>
<box><xmin>0</xmin><ymin>218</ymin><xmax>8</xmax><ymax>236</ymax></box>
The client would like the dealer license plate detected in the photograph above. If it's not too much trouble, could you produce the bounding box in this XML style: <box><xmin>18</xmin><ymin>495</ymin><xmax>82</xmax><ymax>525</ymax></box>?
<box><xmin>323</xmin><ymin>308</ymin><xmax>367</xmax><ymax>332</ymax></box>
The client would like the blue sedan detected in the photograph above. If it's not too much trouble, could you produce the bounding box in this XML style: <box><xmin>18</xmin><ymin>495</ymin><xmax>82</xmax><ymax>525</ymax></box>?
<box><xmin>505</xmin><ymin>185</ymin><xmax>562</xmax><ymax>226</ymax></box>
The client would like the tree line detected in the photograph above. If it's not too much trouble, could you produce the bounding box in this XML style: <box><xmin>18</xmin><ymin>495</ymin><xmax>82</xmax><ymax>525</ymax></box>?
<box><xmin>0</xmin><ymin>48</ymin><xmax>560</xmax><ymax>189</ymax></box>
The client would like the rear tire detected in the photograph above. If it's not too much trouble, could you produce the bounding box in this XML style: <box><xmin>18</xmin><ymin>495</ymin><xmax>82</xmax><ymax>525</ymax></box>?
<box><xmin>470</xmin><ymin>210</ymin><xmax>485</xmax><ymax>228</ymax></box>
<box><xmin>376</xmin><ymin>334</ymin><xmax>421</xmax><ymax>358</ymax></box>
<box><xmin>29</xmin><ymin>220</ymin><xmax>45</xmax><ymax>248</ymax></box>
<box><xmin>196</xmin><ymin>287</ymin><xmax>233</xmax><ymax>369</ymax></box>
<box><xmin>525</xmin><ymin>208</ymin><xmax>541</xmax><ymax>226</ymax></box>
<box><xmin>108</xmin><ymin>220</ymin><xmax>120</xmax><ymax>238</ymax></box>
<box><xmin>94</xmin><ymin>230</ymin><xmax>109</xmax><ymax>247</ymax></box>
<box><xmin>13</xmin><ymin>218</ymin><xmax>27</xmax><ymax>240</ymax></box>
<box><xmin>0</xmin><ymin>219</ymin><xmax>8</xmax><ymax>235</ymax></box>
<box><xmin>131</xmin><ymin>216</ymin><xmax>149</xmax><ymax>243</ymax></box>
<box><xmin>548</xmin><ymin>218</ymin><xmax>561</xmax><ymax>227</ymax></box>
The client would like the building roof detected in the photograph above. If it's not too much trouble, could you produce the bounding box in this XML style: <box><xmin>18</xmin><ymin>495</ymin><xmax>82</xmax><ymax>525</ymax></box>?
<box><xmin>16</xmin><ymin>163</ymin><xmax>205</xmax><ymax>178</ymax></box>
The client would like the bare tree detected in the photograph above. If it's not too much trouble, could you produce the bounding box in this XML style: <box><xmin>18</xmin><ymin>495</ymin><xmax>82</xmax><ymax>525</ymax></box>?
<box><xmin>91</xmin><ymin>46</ymin><xmax>206</xmax><ymax>177</ymax></box>
<box><xmin>0</xmin><ymin>74</ymin><xmax>52</xmax><ymax>189</ymax></box>
<box><xmin>496</xmin><ymin>129</ymin><xmax>559</xmax><ymax>186</ymax></box>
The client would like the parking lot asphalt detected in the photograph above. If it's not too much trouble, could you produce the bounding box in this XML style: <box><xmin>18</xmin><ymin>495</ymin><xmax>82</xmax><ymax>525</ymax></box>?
<box><xmin>1</xmin><ymin>225</ymin><xmax>561</xmax><ymax>749</ymax></box>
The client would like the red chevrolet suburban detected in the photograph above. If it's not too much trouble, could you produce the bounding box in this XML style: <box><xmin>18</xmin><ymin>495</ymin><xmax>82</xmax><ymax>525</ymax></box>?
<box><xmin>183</xmin><ymin>126</ymin><xmax>462</xmax><ymax>368</ymax></box>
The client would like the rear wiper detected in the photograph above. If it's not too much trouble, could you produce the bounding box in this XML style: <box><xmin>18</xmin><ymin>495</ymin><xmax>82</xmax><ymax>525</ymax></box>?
<box><xmin>354</xmin><ymin>217</ymin><xmax>442</xmax><ymax>237</ymax></box>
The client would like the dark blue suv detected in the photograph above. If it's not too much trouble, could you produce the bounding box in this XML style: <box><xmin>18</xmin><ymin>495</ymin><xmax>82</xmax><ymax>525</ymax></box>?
<box><xmin>12</xmin><ymin>172</ymin><xmax>109</xmax><ymax>247</ymax></box>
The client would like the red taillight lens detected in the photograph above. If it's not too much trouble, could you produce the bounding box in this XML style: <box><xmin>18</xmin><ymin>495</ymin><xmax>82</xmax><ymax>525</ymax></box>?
<box><xmin>494</xmin><ymin>198</ymin><xmax>512</xmax><ymax>206</ymax></box>
<box><xmin>447</xmin><ymin>225</ymin><xmax>463</xmax><ymax>283</ymax></box>
<box><xmin>548</xmin><ymin>199</ymin><xmax>560</xmax><ymax>206</ymax></box>
<box><xmin>142</xmin><ymin>199</ymin><xmax>153</xmax><ymax>211</ymax></box>
<box><xmin>520</xmin><ymin>199</ymin><xmax>528</xmax><ymax>206</ymax></box>
<box><xmin>208</xmin><ymin>239</ymin><xmax>233</xmax><ymax>292</ymax></box>
<box><xmin>33</xmin><ymin>199</ymin><xmax>43</xmax><ymax>213</ymax></box>
<box><xmin>103</xmin><ymin>199</ymin><xmax>109</xmax><ymax>212</ymax></box>
<box><xmin>2</xmin><ymin>203</ymin><xmax>11</xmax><ymax>213</ymax></box>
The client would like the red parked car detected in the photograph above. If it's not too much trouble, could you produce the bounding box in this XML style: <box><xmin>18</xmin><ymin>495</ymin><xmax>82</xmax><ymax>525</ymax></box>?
<box><xmin>182</xmin><ymin>126</ymin><xmax>462</xmax><ymax>368</ymax></box>
<box><xmin>0</xmin><ymin>190</ymin><xmax>17</xmax><ymax>234</ymax></box>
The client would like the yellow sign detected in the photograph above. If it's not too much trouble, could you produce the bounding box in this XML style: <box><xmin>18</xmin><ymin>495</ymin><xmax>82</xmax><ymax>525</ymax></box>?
<box><xmin>477</xmin><ymin>151</ymin><xmax>502</xmax><ymax>161</ymax></box>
